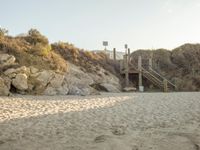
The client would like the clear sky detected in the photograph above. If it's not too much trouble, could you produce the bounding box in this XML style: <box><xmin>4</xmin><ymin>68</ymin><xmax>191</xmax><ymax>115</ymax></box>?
<box><xmin>1</xmin><ymin>0</ymin><xmax>200</xmax><ymax>51</ymax></box>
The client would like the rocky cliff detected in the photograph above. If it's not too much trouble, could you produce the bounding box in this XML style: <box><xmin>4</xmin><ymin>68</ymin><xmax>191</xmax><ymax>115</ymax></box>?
<box><xmin>0</xmin><ymin>29</ymin><xmax>121</xmax><ymax>96</ymax></box>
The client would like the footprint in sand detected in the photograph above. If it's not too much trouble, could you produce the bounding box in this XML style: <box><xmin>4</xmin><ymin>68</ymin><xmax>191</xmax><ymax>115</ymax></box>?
<box><xmin>111</xmin><ymin>124</ymin><xmax>128</xmax><ymax>136</ymax></box>
<box><xmin>94</xmin><ymin>135</ymin><xmax>111</xmax><ymax>143</ymax></box>
<box><xmin>94</xmin><ymin>135</ymin><xmax>135</xmax><ymax>150</ymax></box>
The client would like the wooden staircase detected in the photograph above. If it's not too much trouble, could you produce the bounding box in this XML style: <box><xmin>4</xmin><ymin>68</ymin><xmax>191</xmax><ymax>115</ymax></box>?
<box><xmin>141</xmin><ymin>67</ymin><xmax>176</xmax><ymax>91</ymax></box>
<box><xmin>128</xmin><ymin>62</ymin><xmax>176</xmax><ymax>92</ymax></box>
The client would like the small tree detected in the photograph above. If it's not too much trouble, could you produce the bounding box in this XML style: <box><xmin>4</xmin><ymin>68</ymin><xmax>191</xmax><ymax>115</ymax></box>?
<box><xmin>0</xmin><ymin>28</ymin><xmax>8</xmax><ymax>37</ymax></box>
<box><xmin>26</xmin><ymin>29</ymin><xmax>49</xmax><ymax>45</ymax></box>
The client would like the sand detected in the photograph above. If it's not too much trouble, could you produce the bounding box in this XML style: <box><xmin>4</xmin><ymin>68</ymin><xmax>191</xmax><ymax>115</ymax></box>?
<box><xmin>0</xmin><ymin>92</ymin><xmax>200</xmax><ymax>150</ymax></box>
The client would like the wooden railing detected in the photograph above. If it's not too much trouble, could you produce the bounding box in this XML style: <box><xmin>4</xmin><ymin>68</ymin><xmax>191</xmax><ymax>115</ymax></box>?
<box><xmin>120</xmin><ymin>56</ymin><xmax>177</xmax><ymax>91</ymax></box>
<box><xmin>129</xmin><ymin>61</ymin><xmax>176</xmax><ymax>91</ymax></box>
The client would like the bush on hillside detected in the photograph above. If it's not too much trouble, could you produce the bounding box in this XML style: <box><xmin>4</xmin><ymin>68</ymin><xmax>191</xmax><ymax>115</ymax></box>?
<box><xmin>52</xmin><ymin>42</ymin><xmax>120</xmax><ymax>75</ymax></box>
<box><xmin>0</xmin><ymin>28</ymin><xmax>8</xmax><ymax>38</ymax></box>
<box><xmin>25</xmin><ymin>29</ymin><xmax>49</xmax><ymax>46</ymax></box>
<box><xmin>130</xmin><ymin>44</ymin><xmax>200</xmax><ymax>91</ymax></box>
<box><xmin>0</xmin><ymin>29</ymin><xmax>67</xmax><ymax>72</ymax></box>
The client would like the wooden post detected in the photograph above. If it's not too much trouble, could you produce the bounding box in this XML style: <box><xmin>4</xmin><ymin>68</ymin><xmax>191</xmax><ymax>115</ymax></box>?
<box><xmin>120</xmin><ymin>60</ymin><xmax>123</xmax><ymax>73</ymax></box>
<box><xmin>163</xmin><ymin>79</ymin><xmax>168</xmax><ymax>92</ymax></box>
<box><xmin>174</xmin><ymin>78</ymin><xmax>178</xmax><ymax>91</ymax></box>
<box><xmin>128</xmin><ymin>48</ymin><xmax>130</xmax><ymax>62</ymax></box>
<box><xmin>123</xmin><ymin>55</ymin><xmax>126</xmax><ymax>68</ymax></box>
<box><xmin>125</xmin><ymin>54</ymin><xmax>129</xmax><ymax>87</ymax></box>
<box><xmin>192</xmin><ymin>68</ymin><xmax>195</xmax><ymax>77</ymax></box>
<box><xmin>149</xmin><ymin>52</ymin><xmax>153</xmax><ymax>70</ymax></box>
<box><xmin>113</xmin><ymin>48</ymin><xmax>116</xmax><ymax>61</ymax></box>
<box><xmin>149</xmin><ymin>58</ymin><xmax>152</xmax><ymax>70</ymax></box>
<box><xmin>138</xmin><ymin>56</ymin><xmax>143</xmax><ymax>90</ymax></box>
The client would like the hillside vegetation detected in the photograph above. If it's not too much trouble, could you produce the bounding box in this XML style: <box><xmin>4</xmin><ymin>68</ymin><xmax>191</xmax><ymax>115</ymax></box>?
<box><xmin>52</xmin><ymin>42</ymin><xmax>120</xmax><ymax>76</ymax></box>
<box><xmin>1</xmin><ymin>28</ymin><xmax>200</xmax><ymax>92</ymax></box>
<box><xmin>0</xmin><ymin>28</ymin><xmax>119</xmax><ymax>76</ymax></box>
<box><xmin>131</xmin><ymin>44</ymin><xmax>200</xmax><ymax>91</ymax></box>
<box><xmin>0</xmin><ymin>29</ymin><xmax>67</xmax><ymax>72</ymax></box>
<box><xmin>0</xmin><ymin>28</ymin><xmax>121</xmax><ymax>96</ymax></box>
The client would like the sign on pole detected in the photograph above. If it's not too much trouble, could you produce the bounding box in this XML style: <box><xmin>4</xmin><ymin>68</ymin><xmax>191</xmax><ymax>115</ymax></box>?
<box><xmin>125</xmin><ymin>44</ymin><xmax>128</xmax><ymax>54</ymax></box>
<box><xmin>103</xmin><ymin>41</ymin><xmax>108</xmax><ymax>46</ymax></box>
<box><xmin>103</xmin><ymin>41</ymin><xmax>108</xmax><ymax>51</ymax></box>
<box><xmin>125</xmin><ymin>44</ymin><xmax>128</xmax><ymax>49</ymax></box>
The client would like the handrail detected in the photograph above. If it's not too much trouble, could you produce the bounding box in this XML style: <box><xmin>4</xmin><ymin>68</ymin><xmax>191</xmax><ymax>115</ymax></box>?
<box><xmin>148</xmin><ymin>67</ymin><xmax>176</xmax><ymax>88</ymax></box>
<box><xmin>124</xmin><ymin>61</ymin><xmax>177</xmax><ymax>89</ymax></box>
<box><xmin>141</xmin><ymin>67</ymin><xmax>163</xmax><ymax>83</ymax></box>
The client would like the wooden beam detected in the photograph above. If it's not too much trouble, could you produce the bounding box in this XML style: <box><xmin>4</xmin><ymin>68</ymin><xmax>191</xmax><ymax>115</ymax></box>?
<box><xmin>138</xmin><ymin>56</ymin><xmax>143</xmax><ymax>88</ymax></box>
<box><xmin>149</xmin><ymin>58</ymin><xmax>152</xmax><ymax>70</ymax></box>
<box><xmin>163</xmin><ymin>79</ymin><xmax>168</xmax><ymax>92</ymax></box>
<box><xmin>125</xmin><ymin>54</ymin><xmax>129</xmax><ymax>87</ymax></box>
<box><xmin>113</xmin><ymin>48</ymin><xmax>116</xmax><ymax>61</ymax></box>
<box><xmin>128</xmin><ymin>48</ymin><xmax>130</xmax><ymax>62</ymax></box>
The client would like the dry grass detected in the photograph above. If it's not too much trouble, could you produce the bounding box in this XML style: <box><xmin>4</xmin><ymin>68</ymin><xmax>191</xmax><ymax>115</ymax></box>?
<box><xmin>52</xmin><ymin>42</ymin><xmax>120</xmax><ymax>75</ymax></box>
<box><xmin>0</xmin><ymin>31</ymin><xmax>67</xmax><ymax>73</ymax></box>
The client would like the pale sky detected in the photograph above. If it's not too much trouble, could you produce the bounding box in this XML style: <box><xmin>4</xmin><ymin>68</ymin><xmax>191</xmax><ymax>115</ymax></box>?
<box><xmin>1</xmin><ymin>0</ymin><xmax>200</xmax><ymax>51</ymax></box>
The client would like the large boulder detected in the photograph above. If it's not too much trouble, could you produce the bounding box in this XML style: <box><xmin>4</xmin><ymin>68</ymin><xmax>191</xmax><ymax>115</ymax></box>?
<box><xmin>57</xmin><ymin>84</ymin><xmax>69</xmax><ymax>95</ymax></box>
<box><xmin>4</xmin><ymin>66</ymin><xmax>30</xmax><ymax>78</ymax></box>
<box><xmin>44</xmin><ymin>84</ymin><xmax>69</xmax><ymax>96</ymax></box>
<box><xmin>64</xmin><ymin>62</ymin><xmax>120</xmax><ymax>95</ymax></box>
<box><xmin>0</xmin><ymin>77</ymin><xmax>10</xmax><ymax>96</ymax></box>
<box><xmin>63</xmin><ymin>63</ymin><xmax>97</xmax><ymax>96</ymax></box>
<box><xmin>43</xmin><ymin>86</ymin><xmax>57</xmax><ymax>96</ymax></box>
<box><xmin>28</xmin><ymin>69</ymin><xmax>67</xmax><ymax>95</ymax></box>
<box><xmin>50</xmin><ymin>74</ymin><xmax>65</xmax><ymax>88</ymax></box>
<box><xmin>68</xmin><ymin>84</ymin><xmax>98</xmax><ymax>96</ymax></box>
<box><xmin>33</xmin><ymin>70</ymin><xmax>55</xmax><ymax>86</ymax></box>
<box><xmin>29</xmin><ymin>66</ymin><xmax>39</xmax><ymax>74</ymax></box>
<box><xmin>88</xmin><ymin>71</ymin><xmax>121</xmax><ymax>92</ymax></box>
<box><xmin>65</xmin><ymin>63</ymin><xmax>94</xmax><ymax>86</ymax></box>
<box><xmin>100</xmin><ymin>83</ymin><xmax>120</xmax><ymax>93</ymax></box>
<box><xmin>12</xmin><ymin>73</ymin><xmax>28</xmax><ymax>91</ymax></box>
<box><xmin>0</xmin><ymin>54</ymin><xmax>16</xmax><ymax>66</ymax></box>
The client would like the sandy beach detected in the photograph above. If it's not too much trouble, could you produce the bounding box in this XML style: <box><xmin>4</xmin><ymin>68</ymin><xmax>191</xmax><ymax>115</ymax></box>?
<box><xmin>0</xmin><ymin>92</ymin><xmax>200</xmax><ymax>150</ymax></box>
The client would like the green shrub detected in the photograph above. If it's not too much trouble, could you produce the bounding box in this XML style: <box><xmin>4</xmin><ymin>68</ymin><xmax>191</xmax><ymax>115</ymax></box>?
<box><xmin>0</xmin><ymin>29</ymin><xmax>67</xmax><ymax>72</ymax></box>
<box><xmin>31</xmin><ymin>43</ymin><xmax>51</xmax><ymax>56</ymax></box>
<box><xmin>25</xmin><ymin>29</ymin><xmax>49</xmax><ymax>46</ymax></box>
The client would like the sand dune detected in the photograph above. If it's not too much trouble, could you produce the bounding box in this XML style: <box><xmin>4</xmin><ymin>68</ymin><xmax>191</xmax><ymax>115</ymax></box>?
<box><xmin>0</xmin><ymin>92</ymin><xmax>200</xmax><ymax>150</ymax></box>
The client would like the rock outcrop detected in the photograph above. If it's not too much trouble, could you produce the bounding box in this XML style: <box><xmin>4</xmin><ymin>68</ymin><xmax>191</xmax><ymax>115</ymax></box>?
<box><xmin>63</xmin><ymin>63</ymin><xmax>98</xmax><ymax>96</ymax></box>
<box><xmin>100</xmin><ymin>83</ymin><xmax>120</xmax><ymax>93</ymax></box>
<box><xmin>0</xmin><ymin>54</ymin><xmax>16</xmax><ymax>66</ymax></box>
<box><xmin>64</xmin><ymin>63</ymin><xmax>121</xmax><ymax>95</ymax></box>
<box><xmin>12</xmin><ymin>73</ymin><xmax>28</xmax><ymax>90</ymax></box>
<box><xmin>0</xmin><ymin>54</ymin><xmax>121</xmax><ymax>96</ymax></box>
<box><xmin>0</xmin><ymin>77</ymin><xmax>10</xmax><ymax>96</ymax></box>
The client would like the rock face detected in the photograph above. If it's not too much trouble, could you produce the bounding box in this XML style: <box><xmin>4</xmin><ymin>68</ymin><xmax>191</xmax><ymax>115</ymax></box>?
<box><xmin>64</xmin><ymin>63</ymin><xmax>98</xmax><ymax>96</ymax></box>
<box><xmin>0</xmin><ymin>54</ymin><xmax>121</xmax><ymax>96</ymax></box>
<box><xmin>12</xmin><ymin>73</ymin><xmax>28</xmax><ymax>91</ymax></box>
<box><xmin>0</xmin><ymin>77</ymin><xmax>10</xmax><ymax>96</ymax></box>
<box><xmin>43</xmin><ymin>73</ymin><xmax>67</xmax><ymax>95</ymax></box>
<box><xmin>4</xmin><ymin>66</ymin><xmax>30</xmax><ymax>78</ymax></box>
<box><xmin>0</xmin><ymin>54</ymin><xmax>16</xmax><ymax>66</ymax></box>
<box><xmin>100</xmin><ymin>83</ymin><xmax>120</xmax><ymax>93</ymax></box>
<box><xmin>35</xmin><ymin>70</ymin><xmax>55</xmax><ymax>87</ymax></box>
